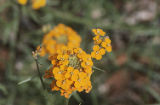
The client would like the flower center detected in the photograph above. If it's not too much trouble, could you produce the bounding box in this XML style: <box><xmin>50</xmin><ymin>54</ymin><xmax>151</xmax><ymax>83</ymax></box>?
<box><xmin>56</xmin><ymin>35</ymin><xmax>68</xmax><ymax>44</ymax></box>
<box><xmin>68</xmin><ymin>55</ymin><xmax>81</xmax><ymax>69</ymax></box>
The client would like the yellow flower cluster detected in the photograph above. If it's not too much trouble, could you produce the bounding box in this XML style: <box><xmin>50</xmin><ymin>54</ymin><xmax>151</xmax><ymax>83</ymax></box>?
<box><xmin>32</xmin><ymin>0</ymin><xmax>46</xmax><ymax>10</ymax></box>
<box><xmin>36</xmin><ymin>25</ymin><xmax>112</xmax><ymax>98</ymax></box>
<box><xmin>37</xmin><ymin>24</ymin><xmax>81</xmax><ymax>57</ymax></box>
<box><xmin>18</xmin><ymin>0</ymin><xmax>27</xmax><ymax>5</ymax></box>
<box><xmin>91</xmin><ymin>29</ymin><xmax>112</xmax><ymax>60</ymax></box>
<box><xmin>17</xmin><ymin>0</ymin><xmax>46</xmax><ymax>10</ymax></box>
<box><xmin>44</xmin><ymin>47</ymin><xmax>93</xmax><ymax>98</ymax></box>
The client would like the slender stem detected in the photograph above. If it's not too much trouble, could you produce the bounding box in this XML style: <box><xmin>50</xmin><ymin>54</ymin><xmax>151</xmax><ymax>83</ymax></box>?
<box><xmin>35</xmin><ymin>59</ymin><xmax>46</xmax><ymax>90</ymax></box>
<box><xmin>66</xmin><ymin>98</ymin><xmax>69</xmax><ymax>105</ymax></box>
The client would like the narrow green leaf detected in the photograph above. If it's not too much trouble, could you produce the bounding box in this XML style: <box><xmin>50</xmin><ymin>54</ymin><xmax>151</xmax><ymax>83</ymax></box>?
<box><xmin>145</xmin><ymin>87</ymin><xmax>160</xmax><ymax>103</ymax></box>
<box><xmin>93</xmin><ymin>66</ymin><xmax>106</xmax><ymax>72</ymax></box>
<box><xmin>18</xmin><ymin>77</ymin><xmax>32</xmax><ymax>85</ymax></box>
<box><xmin>0</xmin><ymin>84</ymin><xmax>8</xmax><ymax>95</ymax></box>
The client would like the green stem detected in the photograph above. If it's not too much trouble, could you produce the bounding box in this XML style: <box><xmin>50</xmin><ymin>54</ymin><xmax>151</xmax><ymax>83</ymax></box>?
<box><xmin>66</xmin><ymin>98</ymin><xmax>69</xmax><ymax>105</ymax></box>
<box><xmin>35</xmin><ymin>59</ymin><xmax>46</xmax><ymax>90</ymax></box>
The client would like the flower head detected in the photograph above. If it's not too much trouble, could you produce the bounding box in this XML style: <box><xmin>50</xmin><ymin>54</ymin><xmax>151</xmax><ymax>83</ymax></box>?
<box><xmin>37</xmin><ymin>24</ymin><xmax>81</xmax><ymax>57</ymax></box>
<box><xmin>91</xmin><ymin>28</ymin><xmax>112</xmax><ymax>60</ymax></box>
<box><xmin>32</xmin><ymin>0</ymin><xmax>46</xmax><ymax>10</ymax></box>
<box><xmin>18</xmin><ymin>0</ymin><xmax>27</xmax><ymax>5</ymax></box>
<box><xmin>44</xmin><ymin>47</ymin><xmax>93</xmax><ymax>98</ymax></box>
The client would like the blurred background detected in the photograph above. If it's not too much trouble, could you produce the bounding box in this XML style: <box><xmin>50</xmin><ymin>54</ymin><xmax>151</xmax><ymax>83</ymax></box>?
<box><xmin>0</xmin><ymin>0</ymin><xmax>160</xmax><ymax>105</ymax></box>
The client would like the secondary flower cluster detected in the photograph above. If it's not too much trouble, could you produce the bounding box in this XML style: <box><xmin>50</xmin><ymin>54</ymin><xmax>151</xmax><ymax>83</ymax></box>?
<box><xmin>91</xmin><ymin>29</ymin><xmax>112</xmax><ymax>60</ymax></box>
<box><xmin>44</xmin><ymin>47</ymin><xmax>93</xmax><ymax>98</ymax></box>
<box><xmin>18</xmin><ymin>0</ymin><xmax>46</xmax><ymax>9</ymax></box>
<box><xmin>37</xmin><ymin>24</ymin><xmax>81</xmax><ymax>56</ymax></box>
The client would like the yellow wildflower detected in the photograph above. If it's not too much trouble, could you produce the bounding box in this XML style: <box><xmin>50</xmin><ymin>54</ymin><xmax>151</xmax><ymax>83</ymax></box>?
<box><xmin>91</xmin><ymin>28</ymin><xmax>112</xmax><ymax>60</ymax></box>
<box><xmin>93</xmin><ymin>45</ymin><xmax>100</xmax><ymax>51</ymax></box>
<box><xmin>44</xmin><ymin>47</ymin><xmax>92</xmax><ymax>98</ymax></box>
<box><xmin>91</xmin><ymin>51</ymin><xmax>102</xmax><ymax>60</ymax></box>
<box><xmin>18</xmin><ymin>0</ymin><xmax>27</xmax><ymax>5</ymax></box>
<box><xmin>92</xmin><ymin>29</ymin><xmax>106</xmax><ymax>36</ymax></box>
<box><xmin>37</xmin><ymin>24</ymin><xmax>81</xmax><ymax>57</ymax></box>
<box><xmin>105</xmin><ymin>45</ymin><xmax>112</xmax><ymax>52</ymax></box>
<box><xmin>32</xmin><ymin>0</ymin><xmax>46</xmax><ymax>10</ymax></box>
<box><xmin>93</xmin><ymin>35</ymin><xmax>102</xmax><ymax>44</ymax></box>
<box><xmin>40</xmin><ymin>27</ymin><xmax>112</xmax><ymax>99</ymax></box>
